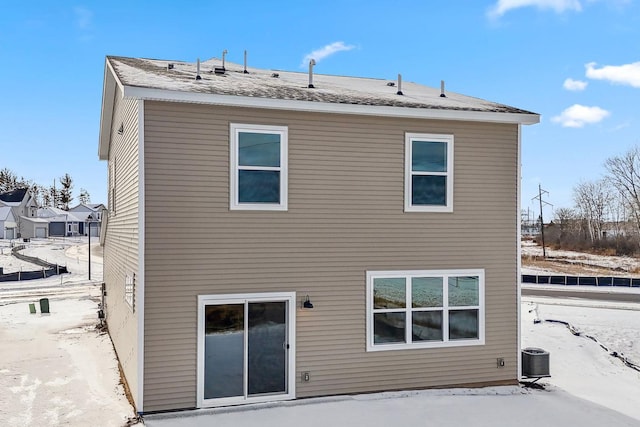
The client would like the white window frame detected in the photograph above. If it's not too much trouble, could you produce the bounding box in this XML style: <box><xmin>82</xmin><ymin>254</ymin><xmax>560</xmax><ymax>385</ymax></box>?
<box><xmin>404</xmin><ymin>133</ymin><xmax>454</xmax><ymax>212</ymax></box>
<box><xmin>230</xmin><ymin>123</ymin><xmax>288</xmax><ymax>211</ymax></box>
<box><xmin>197</xmin><ymin>292</ymin><xmax>296</xmax><ymax>408</ymax></box>
<box><xmin>124</xmin><ymin>273</ymin><xmax>135</xmax><ymax>311</ymax></box>
<box><xmin>366</xmin><ymin>269</ymin><xmax>485</xmax><ymax>352</ymax></box>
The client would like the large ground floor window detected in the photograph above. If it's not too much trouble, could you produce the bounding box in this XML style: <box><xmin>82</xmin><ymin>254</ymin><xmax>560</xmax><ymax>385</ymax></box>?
<box><xmin>366</xmin><ymin>269</ymin><xmax>485</xmax><ymax>351</ymax></box>
<box><xmin>197</xmin><ymin>292</ymin><xmax>296</xmax><ymax>408</ymax></box>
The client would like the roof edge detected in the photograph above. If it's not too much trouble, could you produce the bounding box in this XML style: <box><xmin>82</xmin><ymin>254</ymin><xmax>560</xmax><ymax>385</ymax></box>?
<box><xmin>121</xmin><ymin>85</ymin><xmax>540</xmax><ymax>125</ymax></box>
<box><xmin>98</xmin><ymin>59</ymin><xmax>123</xmax><ymax>161</ymax></box>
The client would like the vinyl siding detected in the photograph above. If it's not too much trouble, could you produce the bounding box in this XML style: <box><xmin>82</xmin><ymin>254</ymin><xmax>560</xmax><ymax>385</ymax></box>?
<box><xmin>103</xmin><ymin>88</ymin><xmax>140</xmax><ymax>409</ymax></box>
<box><xmin>143</xmin><ymin>101</ymin><xmax>519</xmax><ymax>411</ymax></box>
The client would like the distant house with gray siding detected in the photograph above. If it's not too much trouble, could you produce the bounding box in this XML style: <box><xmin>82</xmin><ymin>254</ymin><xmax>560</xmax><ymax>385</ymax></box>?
<box><xmin>98</xmin><ymin>55</ymin><xmax>539</xmax><ymax>414</ymax></box>
<box><xmin>0</xmin><ymin>188</ymin><xmax>40</xmax><ymax>238</ymax></box>
<box><xmin>38</xmin><ymin>207</ymin><xmax>83</xmax><ymax>237</ymax></box>
<box><xmin>0</xmin><ymin>206</ymin><xmax>17</xmax><ymax>239</ymax></box>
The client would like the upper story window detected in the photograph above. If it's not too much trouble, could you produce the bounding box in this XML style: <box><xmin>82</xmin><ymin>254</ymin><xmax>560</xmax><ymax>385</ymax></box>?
<box><xmin>230</xmin><ymin>124</ymin><xmax>288</xmax><ymax>211</ymax></box>
<box><xmin>405</xmin><ymin>133</ymin><xmax>453</xmax><ymax>212</ymax></box>
<box><xmin>366</xmin><ymin>269</ymin><xmax>484</xmax><ymax>351</ymax></box>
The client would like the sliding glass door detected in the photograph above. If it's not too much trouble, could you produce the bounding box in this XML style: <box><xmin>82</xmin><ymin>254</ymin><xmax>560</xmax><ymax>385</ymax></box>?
<box><xmin>198</xmin><ymin>293</ymin><xmax>295</xmax><ymax>407</ymax></box>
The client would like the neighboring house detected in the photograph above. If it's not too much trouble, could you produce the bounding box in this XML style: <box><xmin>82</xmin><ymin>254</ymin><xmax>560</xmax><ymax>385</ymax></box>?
<box><xmin>0</xmin><ymin>206</ymin><xmax>17</xmax><ymax>239</ymax></box>
<box><xmin>69</xmin><ymin>203</ymin><xmax>105</xmax><ymax>236</ymax></box>
<box><xmin>38</xmin><ymin>207</ymin><xmax>83</xmax><ymax>237</ymax></box>
<box><xmin>70</xmin><ymin>202</ymin><xmax>106</xmax><ymax>221</ymax></box>
<box><xmin>98</xmin><ymin>55</ymin><xmax>539</xmax><ymax>414</ymax></box>
<box><xmin>0</xmin><ymin>188</ymin><xmax>39</xmax><ymax>237</ymax></box>
<box><xmin>18</xmin><ymin>216</ymin><xmax>49</xmax><ymax>239</ymax></box>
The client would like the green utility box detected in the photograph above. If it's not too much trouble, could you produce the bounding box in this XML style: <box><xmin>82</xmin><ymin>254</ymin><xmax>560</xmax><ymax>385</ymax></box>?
<box><xmin>39</xmin><ymin>298</ymin><xmax>50</xmax><ymax>314</ymax></box>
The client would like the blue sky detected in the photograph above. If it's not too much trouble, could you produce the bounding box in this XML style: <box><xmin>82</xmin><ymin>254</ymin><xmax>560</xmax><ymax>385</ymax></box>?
<box><xmin>1</xmin><ymin>0</ymin><xmax>638</xmax><ymax>218</ymax></box>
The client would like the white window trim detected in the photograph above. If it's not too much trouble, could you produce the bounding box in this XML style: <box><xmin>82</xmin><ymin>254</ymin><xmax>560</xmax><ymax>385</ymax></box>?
<box><xmin>366</xmin><ymin>269</ymin><xmax>485</xmax><ymax>352</ymax></box>
<box><xmin>404</xmin><ymin>133</ymin><xmax>454</xmax><ymax>213</ymax></box>
<box><xmin>197</xmin><ymin>292</ymin><xmax>296</xmax><ymax>408</ymax></box>
<box><xmin>230</xmin><ymin>123</ymin><xmax>288</xmax><ymax>211</ymax></box>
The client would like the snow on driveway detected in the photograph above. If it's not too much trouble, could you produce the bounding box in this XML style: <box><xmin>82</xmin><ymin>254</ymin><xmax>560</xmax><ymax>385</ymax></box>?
<box><xmin>0</xmin><ymin>291</ymin><xmax>136</xmax><ymax>426</ymax></box>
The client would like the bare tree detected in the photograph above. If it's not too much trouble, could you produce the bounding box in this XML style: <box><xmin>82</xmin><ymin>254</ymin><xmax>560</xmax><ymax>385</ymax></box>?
<box><xmin>41</xmin><ymin>187</ymin><xmax>52</xmax><ymax>207</ymax></box>
<box><xmin>554</xmin><ymin>207</ymin><xmax>576</xmax><ymax>238</ymax></box>
<box><xmin>573</xmin><ymin>179</ymin><xmax>613</xmax><ymax>242</ymax></box>
<box><xmin>78</xmin><ymin>188</ymin><xmax>91</xmax><ymax>204</ymax></box>
<box><xmin>605</xmin><ymin>146</ymin><xmax>640</xmax><ymax>234</ymax></box>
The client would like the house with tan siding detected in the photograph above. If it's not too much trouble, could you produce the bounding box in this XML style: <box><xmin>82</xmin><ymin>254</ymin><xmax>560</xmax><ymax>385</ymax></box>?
<box><xmin>98</xmin><ymin>55</ymin><xmax>539</xmax><ymax>414</ymax></box>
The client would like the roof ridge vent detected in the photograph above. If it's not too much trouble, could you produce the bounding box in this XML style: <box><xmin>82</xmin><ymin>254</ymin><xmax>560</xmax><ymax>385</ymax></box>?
<box><xmin>396</xmin><ymin>74</ymin><xmax>403</xmax><ymax>95</ymax></box>
<box><xmin>440</xmin><ymin>80</ymin><xmax>447</xmax><ymax>98</ymax></box>
<box><xmin>308</xmin><ymin>59</ymin><xmax>316</xmax><ymax>89</ymax></box>
<box><xmin>196</xmin><ymin>58</ymin><xmax>202</xmax><ymax>80</ymax></box>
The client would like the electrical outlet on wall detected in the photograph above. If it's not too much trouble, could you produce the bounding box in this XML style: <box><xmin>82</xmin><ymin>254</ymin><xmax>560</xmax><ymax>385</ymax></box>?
<box><xmin>497</xmin><ymin>357</ymin><xmax>505</xmax><ymax>368</ymax></box>
<box><xmin>302</xmin><ymin>371</ymin><xmax>310</xmax><ymax>382</ymax></box>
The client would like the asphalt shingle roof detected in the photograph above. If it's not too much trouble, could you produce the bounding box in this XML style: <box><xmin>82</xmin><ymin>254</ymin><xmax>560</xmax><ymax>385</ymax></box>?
<box><xmin>0</xmin><ymin>188</ymin><xmax>28</xmax><ymax>203</ymax></box>
<box><xmin>107</xmin><ymin>56</ymin><xmax>536</xmax><ymax>115</ymax></box>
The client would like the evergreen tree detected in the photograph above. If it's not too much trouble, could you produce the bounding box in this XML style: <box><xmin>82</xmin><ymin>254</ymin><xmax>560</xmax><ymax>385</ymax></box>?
<box><xmin>59</xmin><ymin>173</ymin><xmax>73</xmax><ymax>210</ymax></box>
<box><xmin>0</xmin><ymin>168</ymin><xmax>18</xmax><ymax>192</ymax></box>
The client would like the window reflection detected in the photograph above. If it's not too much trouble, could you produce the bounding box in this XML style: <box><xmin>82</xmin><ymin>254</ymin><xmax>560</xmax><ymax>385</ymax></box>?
<box><xmin>373</xmin><ymin>278</ymin><xmax>406</xmax><ymax>309</ymax></box>
<box><xmin>248</xmin><ymin>302</ymin><xmax>287</xmax><ymax>395</ymax></box>
<box><xmin>374</xmin><ymin>312</ymin><xmax>406</xmax><ymax>344</ymax></box>
<box><xmin>449</xmin><ymin>309</ymin><xmax>479</xmax><ymax>340</ymax></box>
<box><xmin>238</xmin><ymin>132</ymin><xmax>281</xmax><ymax>167</ymax></box>
<box><xmin>412</xmin><ymin>311</ymin><xmax>443</xmax><ymax>341</ymax></box>
<box><xmin>412</xmin><ymin>140</ymin><xmax>447</xmax><ymax>172</ymax></box>
<box><xmin>204</xmin><ymin>304</ymin><xmax>244</xmax><ymax>399</ymax></box>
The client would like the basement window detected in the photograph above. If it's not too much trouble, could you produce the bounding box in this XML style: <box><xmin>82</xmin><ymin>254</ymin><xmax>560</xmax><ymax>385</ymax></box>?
<box><xmin>230</xmin><ymin>124</ymin><xmax>288</xmax><ymax>211</ymax></box>
<box><xmin>366</xmin><ymin>269</ymin><xmax>484</xmax><ymax>351</ymax></box>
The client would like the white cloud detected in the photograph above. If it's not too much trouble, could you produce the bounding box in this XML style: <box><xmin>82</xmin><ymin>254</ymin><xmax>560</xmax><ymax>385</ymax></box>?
<box><xmin>585</xmin><ymin>61</ymin><xmax>640</xmax><ymax>88</ymax></box>
<box><xmin>488</xmin><ymin>0</ymin><xmax>582</xmax><ymax>18</ymax></box>
<box><xmin>551</xmin><ymin>104</ymin><xmax>610</xmax><ymax>128</ymax></box>
<box><xmin>563</xmin><ymin>78</ymin><xmax>588</xmax><ymax>91</ymax></box>
<box><xmin>74</xmin><ymin>6</ymin><xmax>93</xmax><ymax>29</ymax></box>
<box><xmin>300</xmin><ymin>42</ymin><xmax>355</xmax><ymax>68</ymax></box>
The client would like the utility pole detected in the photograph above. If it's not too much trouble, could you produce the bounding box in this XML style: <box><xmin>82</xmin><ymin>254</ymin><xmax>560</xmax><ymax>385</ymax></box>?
<box><xmin>532</xmin><ymin>184</ymin><xmax>552</xmax><ymax>258</ymax></box>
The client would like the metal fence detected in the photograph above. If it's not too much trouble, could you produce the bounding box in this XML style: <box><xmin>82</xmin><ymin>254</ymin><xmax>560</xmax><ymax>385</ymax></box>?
<box><xmin>522</xmin><ymin>274</ymin><xmax>640</xmax><ymax>287</ymax></box>
<box><xmin>0</xmin><ymin>245</ymin><xmax>68</xmax><ymax>282</ymax></box>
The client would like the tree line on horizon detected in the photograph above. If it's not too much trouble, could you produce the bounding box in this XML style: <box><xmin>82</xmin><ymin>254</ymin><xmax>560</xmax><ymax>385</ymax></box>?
<box><xmin>534</xmin><ymin>146</ymin><xmax>640</xmax><ymax>256</ymax></box>
<box><xmin>0</xmin><ymin>167</ymin><xmax>90</xmax><ymax>211</ymax></box>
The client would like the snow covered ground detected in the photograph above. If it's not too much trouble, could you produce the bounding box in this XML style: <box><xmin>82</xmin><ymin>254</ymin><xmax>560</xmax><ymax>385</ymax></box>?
<box><xmin>1</xmin><ymin>239</ymin><xmax>640</xmax><ymax>426</ymax></box>
<box><xmin>522</xmin><ymin>296</ymin><xmax>640</xmax><ymax>420</ymax></box>
<box><xmin>0</xmin><ymin>238</ymin><xmax>136</xmax><ymax>426</ymax></box>
<box><xmin>521</xmin><ymin>240</ymin><xmax>640</xmax><ymax>275</ymax></box>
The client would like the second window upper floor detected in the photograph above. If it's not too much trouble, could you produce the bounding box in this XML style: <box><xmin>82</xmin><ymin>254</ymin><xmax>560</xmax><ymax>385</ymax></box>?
<box><xmin>230</xmin><ymin>123</ymin><xmax>288</xmax><ymax>211</ymax></box>
<box><xmin>229</xmin><ymin>124</ymin><xmax>455</xmax><ymax>213</ymax></box>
